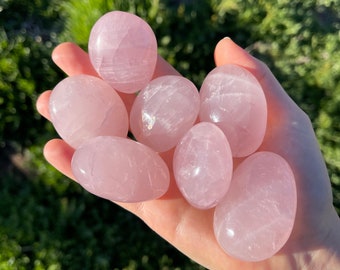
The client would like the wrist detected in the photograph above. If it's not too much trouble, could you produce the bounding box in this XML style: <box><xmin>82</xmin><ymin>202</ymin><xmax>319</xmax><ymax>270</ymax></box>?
<box><xmin>306</xmin><ymin>210</ymin><xmax>340</xmax><ymax>270</ymax></box>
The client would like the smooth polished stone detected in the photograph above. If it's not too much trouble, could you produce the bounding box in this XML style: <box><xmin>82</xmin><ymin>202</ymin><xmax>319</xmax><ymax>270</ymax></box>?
<box><xmin>214</xmin><ymin>152</ymin><xmax>297</xmax><ymax>262</ymax></box>
<box><xmin>49</xmin><ymin>74</ymin><xmax>128</xmax><ymax>149</ymax></box>
<box><xmin>130</xmin><ymin>75</ymin><xmax>200</xmax><ymax>152</ymax></box>
<box><xmin>71</xmin><ymin>136</ymin><xmax>170</xmax><ymax>202</ymax></box>
<box><xmin>199</xmin><ymin>64</ymin><xmax>267</xmax><ymax>157</ymax></box>
<box><xmin>173</xmin><ymin>122</ymin><xmax>233</xmax><ymax>209</ymax></box>
<box><xmin>88</xmin><ymin>11</ymin><xmax>158</xmax><ymax>93</ymax></box>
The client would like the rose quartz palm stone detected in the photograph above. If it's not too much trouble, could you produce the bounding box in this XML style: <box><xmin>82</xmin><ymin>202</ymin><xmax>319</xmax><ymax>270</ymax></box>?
<box><xmin>46</xmin><ymin>11</ymin><xmax>299</xmax><ymax>262</ymax></box>
<box><xmin>71</xmin><ymin>136</ymin><xmax>170</xmax><ymax>202</ymax></box>
<box><xmin>199</xmin><ymin>64</ymin><xmax>267</xmax><ymax>157</ymax></box>
<box><xmin>49</xmin><ymin>74</ymin><xmax>128</xmax><ymax>149</ymax></box>
<box><xmin>214</xmin><ymin>152</ymin><xmax>297</xmax><ymax>262</ymax></box>
<box><xmin>88</xmin><ymin>11</ymin><xmax>158</xmax><ymax>93</ymax></box>
<box><xmin>173</xmin><ymin>122</ymin><xmax>233</xmax><ymax>209</ymax></box>
<box><xmin>130</xmin><ymin>75</ymin><xmax>200</xmax><ymax>152</ymax></box>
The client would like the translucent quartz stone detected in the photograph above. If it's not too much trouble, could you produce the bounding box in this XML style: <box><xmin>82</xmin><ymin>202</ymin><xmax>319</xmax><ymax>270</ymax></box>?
<box><xmin>49</xmin><ymin>74</ymin><xmax>128</xmax><ymax>149</ymax></box>
<box><xmin>88</xmin><ymin>11</ymin><xmax>158</xmax><ymax>94</ymax></box>
<box><xmin>199</xmin><ymin>64</ymin><xmax>267</xmax><ymax>157</ymax></box>
<box><xmin>130</xmin><ymin>75</ymin><xmax>200</xmax><ymax>152</ymax></box>
<box><xmin>173</xmin><ymin>122</ymin><xmax>233</xmax><ymax>209</ymax></box>
<box><xmin>71</xmin><ymin>136</ymin><xmax>170</xmax><ymax>202</ymax></box>
<box><xmin>214</xmin><ymin>152</ymin><xmax>297</xmax><ymax>262</ymax></box>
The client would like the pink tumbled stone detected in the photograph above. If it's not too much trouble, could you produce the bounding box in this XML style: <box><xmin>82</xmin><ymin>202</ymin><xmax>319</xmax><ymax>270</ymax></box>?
<box><xmin>130</xmin><ymin>75</ymin><xmax>200</xmax><ymax>152</ymax></box>
<box><xmin>214</xmin><ymin>152</ymin><xmax>297</xmax><ymax>262</ymax></box>
<box><xmin>88</xmin><ymin>11</ymin><xmax>158</xmax><ymax>93</ymax></box>
<box><xmin>173</xmin><ymin>122</ymin><xmax>233</xmax><ymax>209</ymax></box>
<box><xmin>71</xmin><ymin>136</ymin><xmax>170</xmax><ymax>202</ymax></box>
<box><xmin>199</xmin><ymin>64</ymin><xmax>267</xmax><ymax>157</ymax></box>
<box><xmin>49</xmin><ymin>74</ymin><xmax>128</xmax><ymax>149</ymax></box>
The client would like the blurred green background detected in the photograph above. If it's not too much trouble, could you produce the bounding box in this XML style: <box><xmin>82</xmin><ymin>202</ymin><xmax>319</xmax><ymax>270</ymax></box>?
<box><xmin>0</xmin><ymin>0</ymin><xmax>339</xmax><ymax>269</ymax></box>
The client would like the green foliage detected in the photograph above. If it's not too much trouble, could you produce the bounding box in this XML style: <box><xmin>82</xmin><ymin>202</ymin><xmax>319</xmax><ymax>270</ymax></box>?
<box><xmin>58</xmin><ymin>0</ymin><xmax>161</xmax><ymax>49</ymax></box>
<box><xmin>0</xmin><ymin>0</ymin><xmax>63</xmax><ymax>147</ymax></box>
<box><xmin>58</xmin><ymin>0</ymin><xmax>114</xmax><ymax>47</ymax></box>
<box><xmin>0</xmin><ymin>30</ymin><xmax>58</xmax><ymax>147</ymax></box>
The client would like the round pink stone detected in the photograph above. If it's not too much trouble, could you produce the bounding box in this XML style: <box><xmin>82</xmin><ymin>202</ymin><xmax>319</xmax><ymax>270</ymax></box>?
<box><xmin>214</xmin><ymin>151</ymin><xmax>297</xmax><ymax>262</ymax></box>
<box><xmin>173</xmin><ymin>122</ymin><xmax>233</xmax><ymax>209</ymax></box>
<box><xmin>71</xmin><ymin>136</ymin><xmax>170</xmax><ymax>202</ymax></box>
<box><xmin>130</xmin><ymin>75</ymin><xmax>200</xmax><ymax>152</ymax></box>
<box><xmin>88</xmin><ymin>11</ymin><xmax>158</xmax><ymax>93</ymax></box>
<box><xmin>49</xmin><ymin>74</ymin><xmax>128</xmax><ymax>149</ymax></box>
<box><xmin>199</xmin><ymin>64</ymin><xmax>267</xmax><ymax>157</ymax></box>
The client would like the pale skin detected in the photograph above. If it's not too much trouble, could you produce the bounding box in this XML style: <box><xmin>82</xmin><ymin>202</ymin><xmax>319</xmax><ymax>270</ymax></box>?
<box><xmin>36</xmin><ymin>38</ymin><xmax>340</xmax><ymax>269</ymax></box>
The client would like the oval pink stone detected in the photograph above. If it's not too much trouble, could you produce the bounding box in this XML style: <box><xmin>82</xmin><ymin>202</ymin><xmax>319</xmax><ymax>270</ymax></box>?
<box><xmin>214</xmin><ymin>151</ymin><xmax>297</xmax><ymax>262</ymax></box>
<box><xmin>71</xmin><ymin>136</ymin><xmax>170</xmax><ymax>202</ymax></box>
<box><xmin>199</xmin><ymin>64</ymin><xmax>267</xmax><ymax>157</ymax></box>
<box><xmin>173</xmin><ymin>122</ymin><xmax>233</xmax><ymax>209</ymax></box>
<box><xmin>130</xmin><ymin>75</ymin><xmax>200</xmax><ymax>152</ymax></box>
<box><xmin>49</xmin><ymin>74</ymin><xmax>128</xmax><ymax>149</ymax></box>
<box><xmin>88</xmin><ymin>11</ymin><xmax>158</xmax><ymax>93</ymax></box>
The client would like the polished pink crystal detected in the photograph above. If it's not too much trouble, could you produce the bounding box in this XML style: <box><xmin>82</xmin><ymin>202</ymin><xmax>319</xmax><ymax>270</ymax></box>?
<box><xmin>49</xmin><ymin>74</ymin><xmax>128</xmax><ymax>149</ymax></box>
<box><xmin>173</xmin><ymin>122</ymin><xmax>233</xmax><ymax>209</ymax></box>
<box><xmin>88</xmin><ymin>11</ymin><xmax>158</xmax><ymax>93</ymax></box>
<box><xmin>130</xmin><ymin>75</ymin><xmax>200</xmax><ymax>152</ymax></box>
<box><xmin>199</xmin><ymin>64</ymin><xmax>267</xmax><ymax>157</ymax></box>
<box><xmin>214</xmin><ymin>152</ymin><xmax>297</xmax><ymax>262</ymax></box>
<box><xmin>71</xmin><ymin>136</ymin><xmax>170</xmax><ymax>202</ymax></box>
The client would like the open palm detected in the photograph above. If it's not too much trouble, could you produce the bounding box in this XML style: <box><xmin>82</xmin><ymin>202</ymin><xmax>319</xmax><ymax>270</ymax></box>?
<box><xmin>36</xmin><ymin>38</ymin><xmax>340</xmax><ymax>269</ymax></box>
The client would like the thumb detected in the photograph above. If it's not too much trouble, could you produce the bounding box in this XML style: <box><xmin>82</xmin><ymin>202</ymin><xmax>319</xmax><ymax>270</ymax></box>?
<box><xmin>214</xmin><ymin>37</ymin><xmax>335</xmax><ymax>243</ymax></box>
<box><xmin>214</xmin><ymin>37</ymin><xmax>299</xmax><ymax>116</ymax></box>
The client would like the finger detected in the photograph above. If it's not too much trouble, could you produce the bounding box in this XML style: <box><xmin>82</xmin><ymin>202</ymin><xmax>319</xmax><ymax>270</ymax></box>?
<box><xmin>214</xmin><ymin>37</ymin><xmax>300</xmax><ymax>117</ymax></box>
<box><xmin>52</xmin><ymin>42</ymin><xmax>99</xmax><ymax>77</ymax></box>
<box><xmin>52</xmin><ymin>42</ymin><xmax>180</xmax><ymax>79</ymax></box>
<box><xmin>42</xmin><ymin>137</ymin><xmax>231</xmax><ymax>269</ymax></box>
<box><xmin>214</xmin><ymin>37</ymin><xmax>307</xmax><ymax>152</ymax></box>
<box><xmin>36</xmin><ymin>90</ymin><xmax>52</xmax><ymax>121</ymax></box>
<box><xmin>215</xmin><ymin>37</ymin><xmax>335</xmax><ymax>244</ymax></box>
<box><xmin>46</xmin><ymin>43</ymin><xmax>180</xmax><ymax>116</ymax></box>
<box><xmin>43</xmin><ymin>139</ymin><xmax>76</xmax><ymax>180</ymax></box>
<box><xmin>42</xmin><ymin>44</ymin><xmax>182</xmax><ymax>180</ymax></box>
<box><xmin>153</xmin><ymin>54</ymin><xmax>181</xmax><ymax>78</ymax></box>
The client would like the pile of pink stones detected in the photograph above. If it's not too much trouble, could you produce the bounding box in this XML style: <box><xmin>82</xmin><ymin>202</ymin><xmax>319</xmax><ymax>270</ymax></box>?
<box><xmin>49</xmin><ymin>11</ymin><xmax>297</xmax><ymax>262</ymax></box>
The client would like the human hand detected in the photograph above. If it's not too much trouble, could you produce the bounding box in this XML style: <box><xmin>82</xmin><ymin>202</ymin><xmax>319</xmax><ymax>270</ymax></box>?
<box><xmin>36</xmin><ymin>38</ymin><xmax>340</xmax><ymax>269</ymax></box>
